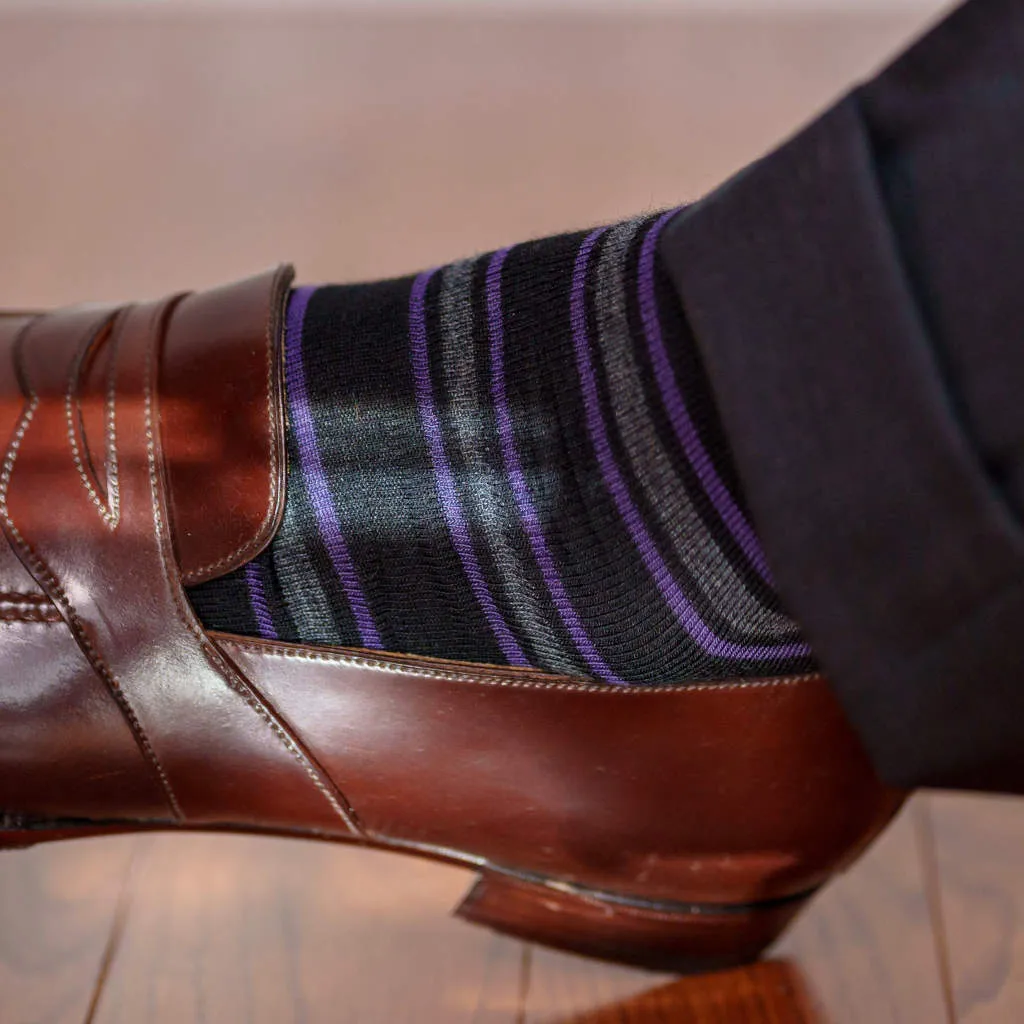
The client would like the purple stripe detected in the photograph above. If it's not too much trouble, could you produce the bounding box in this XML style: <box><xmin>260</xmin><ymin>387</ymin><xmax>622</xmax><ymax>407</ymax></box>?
<box><xmin>285</xmin><ymin>286</ymin><xmax>383</xmax><ymax>649</ymax></box>
<box><xmin>487</xmin><ymin>247</ymin><xmax>626</xmax><ymax>685</ymax></box>
<box><xmin>639</xmin><ymin>209</ymin><xmax>774</xmax><ymax>584</ymax></box>
<box><xmin>410</xmin><ymin>269</ymin><xmax>529</xmax><ymax>666</ymax></box>
<box><xmin>244</xmin><ymin>560</ymin><xmax>278</xmax><ymax>641</ymax></box>
<box><xmin>573</xmin><ymin>228</ymin><xmax>809</xmax><ymax>661</ymax></box>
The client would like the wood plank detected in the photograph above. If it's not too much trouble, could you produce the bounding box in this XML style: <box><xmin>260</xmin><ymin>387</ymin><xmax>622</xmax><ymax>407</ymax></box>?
<box><xmin>523</xmin><ymin>798</ymin><xmax>949</xmax><ymax>1023</ymax></box>
<box><xmin>82</xmin><ymin>832</ymin><xmax>524</xmax><ymax>1023</ymax></box>
<box><xmin>775</xmin><ymin>797</ymin><xmax>952</xmax><ymax>1024</ymax></box>
<box><xmin>0</xmin><ymin>835</ymin><xmax>139</xmax><ymax>1024</ymax></box>
<box><xmin>778</xmin><ymin>798</ymin><xmax>954</xmax><ymax>1024</ymax></box>
<box><xmin>524</xmin><ymin>944</ymin><xmax>675</xmax><ymax>1022</ymax></box>
<box><xmin>529</xmin><ymin>960</ymin><xmax>818</xmax><ymax>1024</ymax></box>
<box><xmin>927</xmin><ymin>792</ymin><xmax>1024</xmax><ymax>1023</ymax></box>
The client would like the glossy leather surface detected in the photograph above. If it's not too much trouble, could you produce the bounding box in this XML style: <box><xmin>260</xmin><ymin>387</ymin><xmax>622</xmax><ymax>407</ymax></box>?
<box><xmin>0</xmin><ymin>271</ymin><xmax>901</xmax><ymax>910</ymax></box>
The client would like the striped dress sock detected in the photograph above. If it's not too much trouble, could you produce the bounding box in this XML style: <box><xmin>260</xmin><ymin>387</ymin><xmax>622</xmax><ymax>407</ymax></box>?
<box><xmin>188</xmin><ymin>211</ymin><xmax>813</xmax><ymax>683</ymax></box>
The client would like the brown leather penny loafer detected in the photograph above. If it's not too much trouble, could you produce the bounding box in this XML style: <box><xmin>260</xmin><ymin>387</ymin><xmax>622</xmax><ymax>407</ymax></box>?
<box><xmin>0</xmin><ymin>268</ymin><xmax>902</xmax><ymax>972</ymax></box>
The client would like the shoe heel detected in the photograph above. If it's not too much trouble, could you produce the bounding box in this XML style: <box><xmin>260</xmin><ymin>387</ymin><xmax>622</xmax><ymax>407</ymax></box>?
<box><xmin>455</xmin><ymin>870</ymin><xmax>812</xmax><ymax>973</ymax></box>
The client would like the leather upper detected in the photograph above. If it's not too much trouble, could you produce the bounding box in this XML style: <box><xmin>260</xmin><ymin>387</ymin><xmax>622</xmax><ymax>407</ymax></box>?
<box><xmin>0</xmin><ymin>271</ymin><xmax>899</xmax><ymax>906</ymax></box>
<box><xmin>0</xmin><ymin>269</ymin><xmax>353</xmax><ymax>835</ymax></box>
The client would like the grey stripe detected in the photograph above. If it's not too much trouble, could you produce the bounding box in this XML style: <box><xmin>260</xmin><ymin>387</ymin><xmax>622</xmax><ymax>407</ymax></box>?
<box><xmin>594</xmin><ymin>218</ymin><xmax>801</xmax><ymax>642</ymax></box>
<box><xmin>271</xmin><ymin>459</ymin><xmax>350</xmax><ymax>646</ymax></box>
<box><xmin>439</xmin><ymin>258</ymin><xmax>583</xmax><ymax>675</ymax></box>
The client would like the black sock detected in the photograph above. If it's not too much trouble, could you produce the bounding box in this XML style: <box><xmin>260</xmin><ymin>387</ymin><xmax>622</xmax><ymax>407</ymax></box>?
<box><xmin>188</xmin><ymin>211</ymin><xmax>811</xmax><ymax>683</ymax></box>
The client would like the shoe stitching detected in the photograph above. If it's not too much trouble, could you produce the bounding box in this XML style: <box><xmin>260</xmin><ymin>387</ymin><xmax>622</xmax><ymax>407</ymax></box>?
<box><xmin>0</xmin><ymin>313</ymin><xmax>184</xmax><ymax>822</ymax></box>
<box><xmin>180</xmin><ymin>268</ymin><xmax>289</xmax><ymax>583</ymax></box>
<box><xmin>0</xmin><ymin>591</ymin><xmax>52</xmax><ymax>603</ymax></box>
<box><xmin>218</xmin><ymin>636</ymin><xmax>823</xmax><ymax>695</ymax></box>
<box><xmin>64</xmin><ymin>311</ymin><xmax>122</xmax><ymax>530</ymax></box>
<box><xmin>0</xmin><ymin>608</ymin><xmax>62</xmax><ymax>623</ymax></box>
<box><xmin>0</xmin><ymin>589</ymin><xmax>62</xmax><ymax>621</ymax></box>
<box><xmin>141</xmin><ymin>305</ymin><xmax>363</xmax><ymax>838</ymax></box>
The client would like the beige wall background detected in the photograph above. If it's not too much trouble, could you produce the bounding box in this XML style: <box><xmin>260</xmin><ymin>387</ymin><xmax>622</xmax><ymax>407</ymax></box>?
<box><xmin>0</xmin><ymin>0</ymin><xmax>954</xmax><ymax>307</ymax></box>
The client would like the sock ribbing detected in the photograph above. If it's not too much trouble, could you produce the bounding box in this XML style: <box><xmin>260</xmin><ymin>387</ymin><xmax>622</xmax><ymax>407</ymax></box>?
<box><xmin>188</xmin><ymin>211</ymin><xmax>812</xmax><ymax>682</ymax></box>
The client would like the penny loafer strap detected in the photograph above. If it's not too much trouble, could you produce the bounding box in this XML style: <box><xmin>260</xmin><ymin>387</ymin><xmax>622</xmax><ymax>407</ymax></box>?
<box><xmin>0</xmin><ymin>271</ymin><xmax>360</xmax><ymax>833</ymax></box>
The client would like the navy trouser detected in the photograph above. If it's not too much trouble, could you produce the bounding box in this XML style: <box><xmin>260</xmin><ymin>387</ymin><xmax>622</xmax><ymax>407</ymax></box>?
<box><xmin>660</xmin><ymin>0</ymin><xmax>1024</xmax><ymax>792</ymax></box>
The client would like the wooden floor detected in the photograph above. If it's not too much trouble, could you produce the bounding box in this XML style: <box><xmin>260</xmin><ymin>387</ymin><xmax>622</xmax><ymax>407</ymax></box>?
<box><xmin>2</xmin><ymin>6</ymin><xmax>1019</xmax><ymax>1022</ymax></box>
<box><xmin>6</xmin><ymin>796</ymin><xmax>1024</xmax><ymax>1023</ymax></box>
